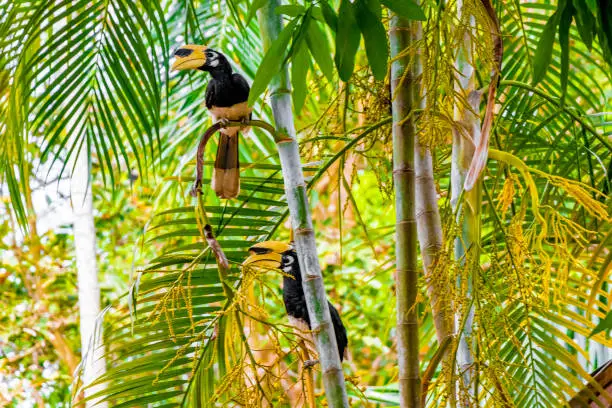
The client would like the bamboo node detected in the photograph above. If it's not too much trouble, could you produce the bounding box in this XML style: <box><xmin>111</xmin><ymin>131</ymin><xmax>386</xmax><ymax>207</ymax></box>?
<box><xmin>295</xmin><ymin>227</ymin><xmax>314</xmax><ymax>235</ymax></box>
<box><xmin>322</xmin><ymin>366</ymin><xmax>344</xmax><ymax>375</ymax></box>
<box><xmin>395</xmin><ymin>268</ymin><xmax>420</xmax><ymax>273</ymax></box>
<box><xmin>270</xmin><ymin>88</ymin><xmax>291</xmax><ymax>96</ymax></box>
<box><xmin>276</xmin><ymin>137</ymin><xmax>294</xmax><ymax>144</ymax></box>
<box><xmin>415</xmin><ymin>173</ymin><xmax>435</xmax><ymax>183</ymax></box>
<box><xmin>393</xmin><ymin>167</ymin><xmax>415</xmax><ymax>175</ymax></box>
<box><xmin>396</xmin><ymin>321</ymin><xmax>419</xmax><ymax>327</ymax></box>
<box><xmin>396</xmin><ymin>220</ymin><xmax>416</xmax><ymax>226</ymax></box>
<box><xmin>399</xmin><ymin>375</ymin><xmax>422</xmax><ymax>380</ymax></box>
<box><xmin>311</xmin><ymin>321</ymin><xmax>330</xmax><ymax>334</ymax></box>
<box><xmin>304</xmin><ymin>274</ymin><xmax>320</xmax><ymax>282</ymax></box>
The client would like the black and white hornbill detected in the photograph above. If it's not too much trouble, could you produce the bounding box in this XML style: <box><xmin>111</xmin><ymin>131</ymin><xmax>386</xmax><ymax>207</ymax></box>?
<box><xmin>171</xmin><ymin>44</ymin><xmax>251</xmax><ymax>199</ymax></box>
<box><xmin>242</xmin><ymin>241</ymin><xmax>348</xmax><ymax>361</ymax></box>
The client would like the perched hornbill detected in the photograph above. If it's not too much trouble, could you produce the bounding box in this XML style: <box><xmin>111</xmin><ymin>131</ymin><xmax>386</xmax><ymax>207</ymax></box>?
<box><xmin>172</xmin><ymin>44</ymin><xmax>251</xmax><ymax>199</ymax></box>
<box><xmin>242</xmin><ymin>241</ymin><xmax>348</xmax><ymax>361</ymax></box>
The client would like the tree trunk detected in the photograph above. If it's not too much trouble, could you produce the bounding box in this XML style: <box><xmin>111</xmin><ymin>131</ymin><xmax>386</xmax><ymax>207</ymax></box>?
<box><xmin>70</xmin><ymin>142</ymin><xmax>107</xmax><ymax>407</ymax></box>
<box><xmin>389</xmin><ymin>11</ymin><xmax>421</xmax><ymax>408</ymax></box>
<box><xmin>412</xmin><ymin>4</ymin><xmax>454</xmax><ymax>357</ymax></box>
<box><xmin>257</xmin><ymin>2</ymin><xmax>349</xmax><ymax>407</ymax></box>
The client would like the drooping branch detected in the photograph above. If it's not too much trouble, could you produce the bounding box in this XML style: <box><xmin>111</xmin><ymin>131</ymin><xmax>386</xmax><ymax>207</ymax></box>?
<box><xmin>203</xmin><ymin>224</ymin><xmax>229</xmax><ymax>271</ymax></box>
<box><xmin>463</xmin><ymin>0</ymin><xmax>503</xmax><ymax>191</ymax></box>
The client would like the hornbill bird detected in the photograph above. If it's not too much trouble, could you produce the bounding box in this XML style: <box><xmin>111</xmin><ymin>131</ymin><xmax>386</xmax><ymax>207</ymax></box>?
<box><xmin>172</xmin><ymin>44</ymin><xmax>251</xmax><ymax>199</ymax></box>
<box><xmin>242</xmin><ymin>241</ymin><xmax>348</xmax><ymax>361</ymax></box>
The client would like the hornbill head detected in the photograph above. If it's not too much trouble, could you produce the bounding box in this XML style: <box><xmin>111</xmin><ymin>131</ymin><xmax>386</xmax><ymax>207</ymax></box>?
<box><xmin>242</xmin><ymin>241</ymin><xmax>294</xmax><ymax>271</ymax></box>
<box><xmin>171</xmin><ymin>44</ymin><xmax>230</xmax><ymax>72</ymax></box>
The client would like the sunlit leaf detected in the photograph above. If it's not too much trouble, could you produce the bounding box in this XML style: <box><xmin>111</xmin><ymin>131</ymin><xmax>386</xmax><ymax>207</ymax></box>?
<box><xmin>292</xmin><ymin>42</ymin><xmax>310</xmax><ymax>114</ymax></box>
<box><xmin>381</xmin><ymin>0</ymin><xmax>426</xmax><ymax>21</ymax></box>
<box><xmin>533</xmin><ymin>11</ymin><xmax>561</xmax><ymax>84</ymax></box>
<box><xmin>306</xmin><ymin>19</ymin><xmax>335</xmax><ymax>82</ymax></box>
<box><xmin>248</xmin><ymin>18</ymin><xmax>299</xmax><ymax>105</ymax></box>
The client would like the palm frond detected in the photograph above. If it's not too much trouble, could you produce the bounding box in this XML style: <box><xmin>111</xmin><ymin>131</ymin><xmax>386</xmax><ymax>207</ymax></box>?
<box><xmin>0</xmin><ymin>0</ymin><xmax>167</xmax><ymax>223</ymax></box>
<box><xmin>74</xmin><ymin>159</ymin><xmax>301</xmax><ymax>406</ymax></box>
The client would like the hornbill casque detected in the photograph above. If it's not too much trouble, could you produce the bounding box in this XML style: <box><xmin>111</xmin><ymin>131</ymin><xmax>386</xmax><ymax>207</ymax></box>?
<box><xmin>172</xmin><ymin>44</ymin><xmax>251</xmax><ymax>199</ymax></box>
<box><xmin>242</xmin><ymin>241</ymin><xmax>348</xmax><ymax>362</ymax></box>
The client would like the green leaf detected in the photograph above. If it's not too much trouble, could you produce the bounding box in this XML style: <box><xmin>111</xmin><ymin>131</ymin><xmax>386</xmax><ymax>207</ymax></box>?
<box><xmin>334</xmin><ymin>0</ymin><xmax>361</xmax><ymax>81</ymax></box>
<box><xmin>287</xmin><ymin>9</ymin><xmax>312</xmax><ymax>63</ymax></box>
<box><xmin>365</xmin><ymin>0</ymin><xmax>382</xmax><ymax>18</ymax></box>
<box><xmin>584</xmin><ymin>0</ymin><xmax>598</xmax><ymax>14</ymax></box>
<box><xmin>306</xmin><ymin>19</ymin><xmax>335</xmax><ymax>82</ymax></box>
<box><xmin>572</xmin><ymin>0</ymin><xmax>594</xmax><ymax>49</ymax></box>
<box><xmin>310</xmin><ymin>6</ymin><xmax>326</xmax><ymax>23</ymax></box>
<box><xmin>589</xmin><ymin>310</ymin><xmax>612</xmax><ymax>337</ymax></box>
<box><xmin>355</xmin><ymin>0</ymin><xmax>388</xmax><ymax>80</ymax></box>
<box><xmin>248</xmin><ymin>18</ymin><xmax>299</xmax><ymax>105</ymax></box>
<box><xmin>380</xmin><ymin>0</ymin><xmax>425</xmax><ymax>21</ymax></box>
<box><xmin>532</xmin><ymin>11</ymin><xmax>561</xmax><ymax>84</ymax></box>
<box><xmin>320</xmin><ymin>1</ymin><xmax>338</xmax><ymax>33</ymax></box>
<box><xmin>598</xmin><ymin>2</ymin><xmax>612</xmax><ymax>65</ymax></box>
<box><xmin>558</xmin><ymin>4</ymin><xmax>573</xmax><ymax>103</ymax></box>
<box><xmin>292</xmin><ymin>42</ymin><xmax>309</xmax><ymax>114</ymax></box>
<box><xmin>274</xmin><ymin>4</ymin><xmax>305</xmax><ymax>17</ymax></box>
<box><xmin>245</xmin><ymin>0</ymin><xmax>269</xmax><ymax>25</ymax></box>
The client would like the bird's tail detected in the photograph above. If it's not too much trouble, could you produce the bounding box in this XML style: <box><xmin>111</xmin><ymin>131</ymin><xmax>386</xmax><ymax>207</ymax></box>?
<box><xmin>212</xmin><ymin>133</ymin><xmax>240</xmax><ymax>199</ymax></box>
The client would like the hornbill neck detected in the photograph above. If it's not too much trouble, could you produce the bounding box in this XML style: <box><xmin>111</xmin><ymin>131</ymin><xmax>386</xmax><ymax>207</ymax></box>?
<box><xmin>281</xmin><ymin>251</ymin><xmax>309</xmax><ymax>323</ymax></box>
<box><xmin>283</xmin><ymin>257</ymin><xmax>303</xmax><ymax>294</ymax></box>
<box><xmin>200</xmin><ymin>63</ymin><xmax>233</xmax><ymax>80</ymax></box>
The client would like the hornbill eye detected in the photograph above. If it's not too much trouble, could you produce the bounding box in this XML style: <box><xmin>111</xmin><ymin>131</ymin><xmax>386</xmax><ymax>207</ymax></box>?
<box><xmin>174</xmin><ymin>48</ymin><xmax>193</xmax><ymax>57</ymax></box>
<box><xmin>249</xmin><ymin>247</ymin><xmax>272</xmax><ymax>255</ymax></box>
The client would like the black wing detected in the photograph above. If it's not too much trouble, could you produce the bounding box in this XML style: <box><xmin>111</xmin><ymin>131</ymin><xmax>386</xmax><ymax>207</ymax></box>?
<box><xmin>231</xmin><ymin>73</ymin><xmax>250</xmax><ymax>102</ymax></box>
<box><xmin>205</xmin><ymin>80</ymin><xmax>216</xmax><ymax>110</ymax></box>
<box><xmin>328</xmin><ymin>301</ymin><xmax>348</xmax><ymax>361</ymax></box>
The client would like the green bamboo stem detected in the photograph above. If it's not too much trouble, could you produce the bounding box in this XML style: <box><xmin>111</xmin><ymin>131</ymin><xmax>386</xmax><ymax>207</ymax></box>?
<box><xmin>389</xmin><ymin>12</ymin><xmax>421</xmax><ymax>408</ymax></box>
<box><xmin>406</xmin><ymin>1</ymin><xmax>454</xmax><ymax>403</ymax></box>
<box><xmin>257</xmin><ymin>2</ymin><xmax>349</xmax><ymax>407</ymax></box>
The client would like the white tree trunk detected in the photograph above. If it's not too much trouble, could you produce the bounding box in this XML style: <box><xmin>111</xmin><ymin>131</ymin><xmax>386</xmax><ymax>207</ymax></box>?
<box><xmin>70</xmin><ymin>143</ymin><xmax>107</xmax><ymax>407</ymax></box>
<box><xmin>453</xmin><ymin>2</ymin><xmax>478</xmax><ymax>403</ymax></box>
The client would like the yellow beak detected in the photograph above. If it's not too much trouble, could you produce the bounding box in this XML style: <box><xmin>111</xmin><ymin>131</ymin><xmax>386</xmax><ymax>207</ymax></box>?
<box><xmin>242</xmin><ymin>241</ymin><xmax>292</xmax><ymax>270</ymax></box>
<box><xmin>242</xmin><ymin>252</ymin><xmax>282</xmax><ymax>269</ymax></box>
<box><xmin>171</xmin><ymin>44</ymin><xmax>208</xmax><ymax>71</ymax></box>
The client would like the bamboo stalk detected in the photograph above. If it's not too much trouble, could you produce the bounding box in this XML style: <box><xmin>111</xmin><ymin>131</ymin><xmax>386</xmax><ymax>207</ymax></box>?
<box><xmin>257</xmin><ymin>2</ymin><xmax>349</xmax><ymax>407</ymax></box>
<box><xmin>411</xmin><ymin>0</ymin><xmax>454</xmax><ymax>383</ymax></box>
<box><xmin>389</xmin><ymin>11</ymin><xmax>421</xmax><ymax>408</ymax></box>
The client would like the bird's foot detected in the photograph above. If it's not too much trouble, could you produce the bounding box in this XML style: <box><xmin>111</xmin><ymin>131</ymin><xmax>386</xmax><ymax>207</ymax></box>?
<box><xmin>304</xmin><ymin>359</ymin><xmax>319</xmax><ymax>368</ymax></box>
<box><xmin>190</xmin><ymin>179</ymin><xmax>202</xmax><ymax>197</ymax></box>
<box><xmin>236</xmin><ymin>116</ymin><xmax>250</xmax><ymax>133</ymax></box>
<box><xmin>217</xmin><ymin>118</ymin><xmax>231</xmax><ymax>129</ymax></box>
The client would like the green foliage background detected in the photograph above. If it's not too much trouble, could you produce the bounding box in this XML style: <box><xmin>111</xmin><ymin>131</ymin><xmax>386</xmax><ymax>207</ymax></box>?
<box><xmin>0</xmin><ymin>0</ymin><xmax>610</xmax><ymax>407</ymax></box>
